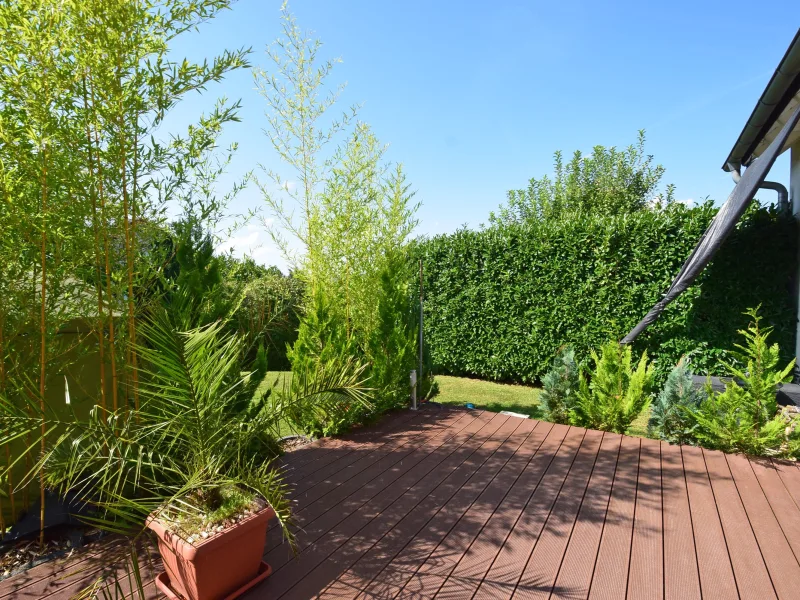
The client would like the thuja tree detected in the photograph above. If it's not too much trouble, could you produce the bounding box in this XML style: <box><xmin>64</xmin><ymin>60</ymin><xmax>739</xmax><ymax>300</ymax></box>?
<box><xmin>256</xmin><ymin>3</ymin><xmax>420</xmax><ymax>435</ymax></box>
<box><xmin>0</xmin><ymin>0</ymin><xmax>247</xmax><ymax>538</ymax></box>
<box><xmin>692</xmin><ymin>308</ymin><xmax>799</xmax><ymax>457</ymax></box>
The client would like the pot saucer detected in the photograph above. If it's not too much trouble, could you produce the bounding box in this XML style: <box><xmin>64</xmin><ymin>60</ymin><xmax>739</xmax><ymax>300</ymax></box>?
<box><xmin>155</xmin><ymin>561</ymin><xmax>272</xmax><ymax>600</ymax></box>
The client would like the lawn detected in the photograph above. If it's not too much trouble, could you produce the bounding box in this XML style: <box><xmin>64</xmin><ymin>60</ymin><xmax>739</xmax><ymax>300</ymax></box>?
<box><xmin>260</xmin><ymin>371</ymin><xmax>653</xmax><ymax>439</ymax></box>
<box><xmin>432</xmin><ymin>375</ymin><xmax>543</xmax><ymax>418</ymax></box>
<box><xmin>431</xmin><ymin>374</ymin><xmax>653</xmax><ymax>438</ymax></box>
<box><xmin>255</xmin><ymin>371</ymin><xmax>298</xmax><ymax>437</ymax></box>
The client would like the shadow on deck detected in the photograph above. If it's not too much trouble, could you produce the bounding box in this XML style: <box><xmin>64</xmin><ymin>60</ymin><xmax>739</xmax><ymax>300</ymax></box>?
<box><xmin>3</xmin><ymin>405</ymin><xmax>800</xmax><ymax>599</ymax></box>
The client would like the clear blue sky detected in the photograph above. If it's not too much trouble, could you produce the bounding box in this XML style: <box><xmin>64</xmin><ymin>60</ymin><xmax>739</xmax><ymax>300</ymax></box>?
<box><xmin>168</xmin><ymin>0</ymin><xmax>798</xmax><ymax>270</ymax></box>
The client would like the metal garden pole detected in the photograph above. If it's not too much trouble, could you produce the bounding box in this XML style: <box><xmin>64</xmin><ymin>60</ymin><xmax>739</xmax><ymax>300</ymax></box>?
<box><xmin>418</xmin><ymin>259</ymin><xmax>424</xmax><ymax>391</ymax></box>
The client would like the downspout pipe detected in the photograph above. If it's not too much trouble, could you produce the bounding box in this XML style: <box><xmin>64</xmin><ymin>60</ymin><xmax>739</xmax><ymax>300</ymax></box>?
<box><xmin>729</xmin><ymin>164</ymin><xmax>790</xmax><ymax>212</ymax></box>
<box><xmin>760</xmin><ymin>181</ymin><xmax>790</xmax><ymax>212</ymax></box>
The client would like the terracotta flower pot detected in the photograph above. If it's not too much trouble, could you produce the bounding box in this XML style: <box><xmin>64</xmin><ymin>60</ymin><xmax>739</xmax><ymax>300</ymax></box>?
<box><xmin>147</xmin><ymin>505</ymin><xmax>275</xmax><ymax>600</ymax></box>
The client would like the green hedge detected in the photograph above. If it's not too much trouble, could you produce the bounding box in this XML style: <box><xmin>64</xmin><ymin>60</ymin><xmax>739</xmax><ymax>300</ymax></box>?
<box><xmin>415</xmin><ymin>203</ymin><xmax>797</xmax><ymax>383</ymax></box>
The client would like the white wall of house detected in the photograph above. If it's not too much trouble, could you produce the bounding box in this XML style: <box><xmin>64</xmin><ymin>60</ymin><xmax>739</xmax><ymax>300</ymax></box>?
<box><xmin>793</xmin><ymin>144</ymin><xmax>800</xmax><ymax>371</ymax></box>
<box><xmin>793</xmin><ymin>144</ymin><xmax>800</xmax><ymax>215</ymax></box>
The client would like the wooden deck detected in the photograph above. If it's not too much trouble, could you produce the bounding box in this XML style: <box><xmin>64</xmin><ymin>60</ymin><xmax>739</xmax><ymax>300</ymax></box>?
<box><xmin>4</xmin><ymin>405</ymin><xmax>800</xmax><ymax>599</ymax></box>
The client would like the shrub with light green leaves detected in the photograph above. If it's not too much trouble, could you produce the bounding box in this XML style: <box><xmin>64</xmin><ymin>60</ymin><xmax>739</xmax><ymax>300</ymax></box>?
<box><xmin>571</xmin><ymin>341</ymin><xmax>654</xmax><ymax>433</ymax></box>
<box><xmin>692</xmin><ymin>307</ymin><xmax>799</xmax><ymax>457</ymax></box>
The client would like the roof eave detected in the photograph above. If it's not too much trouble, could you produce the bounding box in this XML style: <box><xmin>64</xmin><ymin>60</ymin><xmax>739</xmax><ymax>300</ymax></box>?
<box><xmin>722</xmin><ymin>28</ymin><xmax>800</xmax><ymax>172</ymax></box>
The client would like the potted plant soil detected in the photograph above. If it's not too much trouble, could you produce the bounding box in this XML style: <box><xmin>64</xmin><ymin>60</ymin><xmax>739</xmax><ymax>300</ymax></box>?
<box><xmin>147</xmin><ymin>487</ymin><xmax>275</xmax><ymax>600</ymax></box>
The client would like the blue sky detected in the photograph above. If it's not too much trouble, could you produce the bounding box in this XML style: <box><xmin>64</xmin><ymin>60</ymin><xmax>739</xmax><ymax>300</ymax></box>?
<box><xmin>169</xmin><ymin>0</ymin><xmax>798</xmax><ymax>270</ymax></box>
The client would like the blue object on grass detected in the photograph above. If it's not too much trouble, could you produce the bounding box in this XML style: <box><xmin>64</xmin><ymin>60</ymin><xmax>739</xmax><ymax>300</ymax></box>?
<box><xmin>465</xmin><ymin>403</ymin><xmax>475</xmax><ymax>409</ymax></box>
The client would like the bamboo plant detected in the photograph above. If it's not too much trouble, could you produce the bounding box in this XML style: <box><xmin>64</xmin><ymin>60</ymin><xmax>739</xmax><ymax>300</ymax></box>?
<box><xmin>0</xmin><ymin>0</ymin><xmax>249</xmax><ymax>543</ymax></box>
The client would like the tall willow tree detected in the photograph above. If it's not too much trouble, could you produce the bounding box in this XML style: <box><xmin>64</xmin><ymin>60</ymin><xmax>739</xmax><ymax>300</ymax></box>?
<box><xmin>256</xmin><ymin>3</ymin><xmax>420</xmax><ymax>435</ymax></box>
<box><xmin>0</xmin><ymin>0</ymin><xmax>248</xmax><ymax>541</ymax></box>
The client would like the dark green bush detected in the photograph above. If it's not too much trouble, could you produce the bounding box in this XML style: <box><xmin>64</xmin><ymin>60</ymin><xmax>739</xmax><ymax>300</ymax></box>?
<box><xmin>414</xmin><ymin>202</ymin><xmax>796</xmax><ymax>384</ymax></box>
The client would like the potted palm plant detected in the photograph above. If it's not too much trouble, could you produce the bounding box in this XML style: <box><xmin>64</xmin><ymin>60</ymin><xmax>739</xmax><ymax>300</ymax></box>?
<box><xmin>0</xmin><ymin>310</ymin><xmax>369</xmax><ymax>600</ymax></box>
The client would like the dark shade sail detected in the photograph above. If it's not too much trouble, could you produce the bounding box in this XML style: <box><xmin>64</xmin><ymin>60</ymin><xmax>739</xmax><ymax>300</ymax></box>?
<box><xmin>622</xmin><ymin>103</ymin><xmax>800</xmax><ymax>344</ymax></box>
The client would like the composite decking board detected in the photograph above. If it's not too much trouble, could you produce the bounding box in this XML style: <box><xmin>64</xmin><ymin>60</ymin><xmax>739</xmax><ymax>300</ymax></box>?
<box><xmin>278</xmin><ymin>409</ymin><xmax>422</xmax><ymax>474</ymax></box>
<box><xmin>0</xmin><ymin>537</ymin><xmax>128</xmax><ymax>600</ymax></box>
<box><xmin>626</xmin><ymin>437</ymin><xmax>664</xmax><ymax>600</ymax></box>
<box><xmin>549</xmin><ymin>433</ymin><xmax>622</xmax><ymax>600</ymax></box>
<box><xmin>393</xmin><ymin>418</ymin><xmax>543</xmax><ymax>600</ymax></box>
<box><xmin>257</xmin><ymin>413</ymin><xmax>517</xmax><ymax>599</ymax></box>
<box><xmin>258</xmin><ymin>410</ymin><xmax>501</xmax><ymax>589</ymax></box>
<box><xmin>7</xmin><ymin>541</ymin><xmax>163</xmax><ymax>600</ymax></box>
<box><xmin>772</xmin><ymin>459</ymin><xmax>800</xmax><ymax>513</ymax></box>
<box><xmin>270</xmin><ymin>411</ymin><xmax>501</xmax><ymax>600</ymax></box>
<box><xmin>268</xmin><ymin>409</ymin><xmax>481</xmax><ymax>559</ymax></box>
<box><xmin>266</xmin><ymin>410</ymin><xmax>467</xmax><ymax>548</ymax></box>
<box><xmin>725</xmin><ymin>453</ymin><xmax>800</xmax><ymax>599</ymax></box>
<box><xmin>472</xmin><ymin>426</ymin><xmax>588</xmax><ymax>600</ymax></box>
<box><xmin>304</xmin><ymin>417</ymin><xmax>541</xmax><ymax>600</ymax></box>
<box><xmin>702</xmin><ymin>448</ymin><xmax>776</xmax><ymax>600</ymax></box>
<box><xmin>264</xmin><ymin>410</ymin><xmax>493</xmax><ymax>572</ymax></box>
<box><xmin>280</xmin><ymin>408</ymin><xmax>437</xmax><ymax>493</ymax></box>
<box><xmin>277</xmin><ymin>430</ymin><xmax>378</xmax><ymax>484</ymax></box>
<box><xmin>370</xmin><ymin>416</ymin><xmax>532</xmax><ymax>600</ymax></box>
<box><xmin>276</xmin><ymin>409</ymin><xmax>446</xmax><ymax>513</ymax></box>
<box><xmin>587</xmin><ymin>435</ymin><xmax>641</xmax><ymax>600</ymax></box>
<box><xmin>319</xmin><ymin>418</ymin><xmax>546</xmax><ymax>600</ymax></box>
<box><xmin>659</xmin><ymin>442</ymin><xmax>701</xmax><ymax>600</ymax></box>
<box><xmin>270</xmin><ymin>413</ymin><xmax>519</xmax><ymax>599</ymax></box>
<box><xmin>426</xmin><ymin>422</ymin><xmax>559</xmax><ymax>600</ymax></box>
<box><xmin>270</xmin><ymin>409</ymin><xmax>430</xmax><ymax>518</ymax></box>
<box><xmin>511</xmin><ymin>429</ymin><xmax>605</xmax><ymax>600</ymax></box>
<box><xmin>264</xmin><ymin>409</ymin><xmax>470</xmax><ymax>555</ymax></box>
<box><xmin>354</xmin><ymin>422</ymin><xmax>568</xmax><ymax>600</ymax></box>
<box><xmin>751</xmin><ymin>458</ymin><xmax>800</xmax><ymax>561</ymax></box>
<box><xmin>680</xmin><ymin>445</ymin><xmax>738</xmax><ymax>600</ymax></box>
<box><xmin>37</xmin><ymin>549</ymin><xmax>163</xmax><ymax>600</ymax></box>
<box><xmin>325</xmin><ymin>418</ymin><xmax>544</xmax><ymax>600</ymax></box>
<box><xmin>7</xmin><ymin>409</ymin><xmax>800</xmax><ymax>600</ymax></box>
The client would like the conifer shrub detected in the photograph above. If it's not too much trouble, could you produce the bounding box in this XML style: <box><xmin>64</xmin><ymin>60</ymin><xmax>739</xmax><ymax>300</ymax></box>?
<box><xmin>570</xmin><ymin>341</ymin><xmax>654</xmax><ymax>433</ymax></box>
<box><xmin>541</xmin><ymin>347</ymin><xmax>580</xmax><ymax>424</ymax></box>
<box><xmin>368</xmin><ymin>257</ymin><xmax>419</xmax><ymax>414</ymax></box>
<box><xmin>692</xmin><ymin>308</ymin><xmax>799</xmax><ymax>457</ymax></box>
<box><xmin>648</xmin><ymin>357</ymin><xmax>702</xmax><ymax>444</ymax></box>
<box><xmin>285</xmin><ymin>291</ymin><xmax>365</xmax><ymax>437</ymax></box>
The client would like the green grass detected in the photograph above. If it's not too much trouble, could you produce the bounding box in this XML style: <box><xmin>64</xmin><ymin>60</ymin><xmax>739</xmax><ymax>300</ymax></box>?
<box><xmin>433</xmin><ymin>374</ymin><xmax>654</xmax><ymax>439</ymax></box>
<box><xmin>433</xmin><ymin>375</ymin><xmax>543</xmax><ymax>418</ymax></box>
<box><xmin>254</xmin><ymin>371</ymin><xmax>299</xmax><ymax>438</ymax></box>
<box><xmin>625</xmin><ymin>405</ymin><xmax>652</xmax><ymax>439</ymax></box>
<box><xmin>259</xmin><ymin>371</ymin><xmax>655</xmax><ymax>440</ymax></box>
<box><xmin>256</xmin><ymin>371</ymin><xmax>292</xmax><ymax>396</ymax></box>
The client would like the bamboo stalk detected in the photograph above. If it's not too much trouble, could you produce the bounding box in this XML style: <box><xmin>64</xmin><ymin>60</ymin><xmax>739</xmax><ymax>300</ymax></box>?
<box><xmin>38</xmin><ymin>140</ymin><xmax>48</xmax><ymax>548</ymax></box>
<box><xmin>130</xmin><ymin>117</ymin><xmax>140</xmax><ymax>415</ymax></box>
<box><xmin>90</xmin><ymin>82</ymin><xmax>119</xmax><ymax>413</ymax></box>
<box><xmin>0</xmin><ymin>302</ymin><xmax>7</xmax><ymax>530</ymax></box>
<box><xmin>116</xmin><ymin>63</ymin><xmax>138</xmax><ymax>413</ymax></box>
<box><xmin>23</xmin><ymin>267</ymin><xmax>35</xmax><ymax>514</ymax></box>
<box><xmin>4</xmin><ymin>445</ymin><xmax>12</xmax><ymax>526</ymax></box>
<box><xmin>83</xmin><ymin>76</ymin><xmax>107</xmax><ymax>418</ymax></box>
